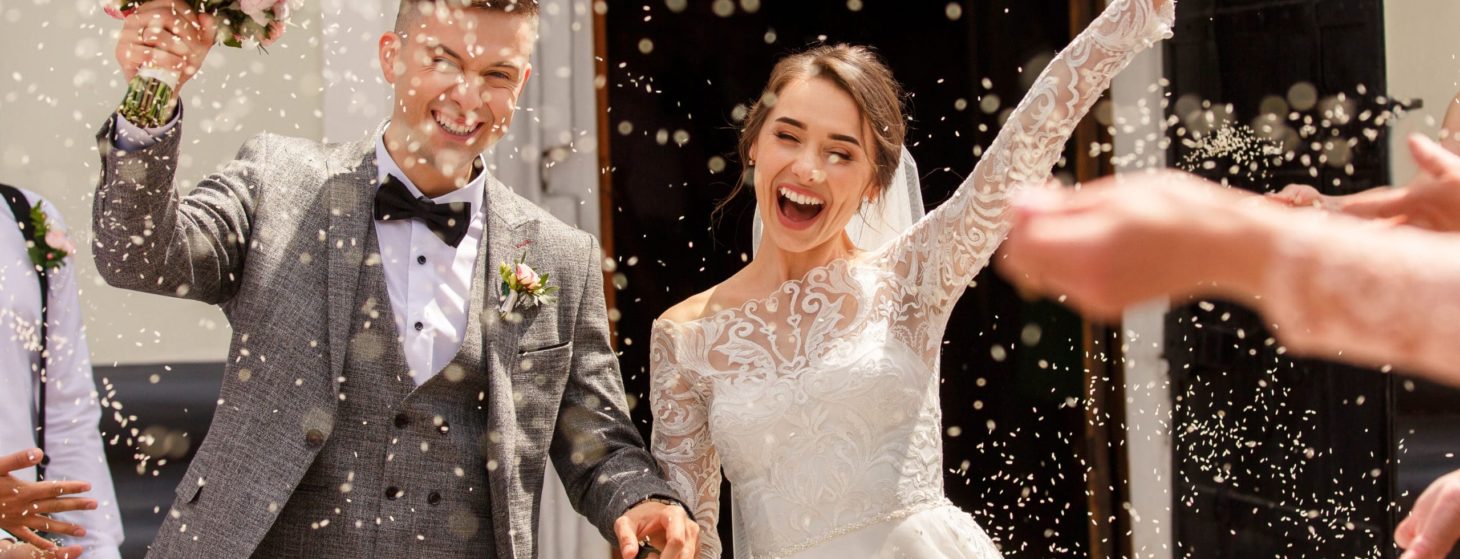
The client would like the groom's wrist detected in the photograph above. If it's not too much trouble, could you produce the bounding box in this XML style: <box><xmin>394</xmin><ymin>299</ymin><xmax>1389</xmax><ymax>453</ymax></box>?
<box><xmin>630</xmin><ymin>495</ymin><xmax>694</xmax><ymax>522</ymax></box>
<box><xmin>112</xmin><ymin>105</ymin><xmax>182</xmax><ymax>151</ymax></box>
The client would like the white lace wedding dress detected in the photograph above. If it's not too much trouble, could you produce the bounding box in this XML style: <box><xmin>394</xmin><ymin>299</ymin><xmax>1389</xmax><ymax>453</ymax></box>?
<box><xmin>650</xmin><ymin>1</ymin><xmax>1174</xmax><ymax>557</ymax></box>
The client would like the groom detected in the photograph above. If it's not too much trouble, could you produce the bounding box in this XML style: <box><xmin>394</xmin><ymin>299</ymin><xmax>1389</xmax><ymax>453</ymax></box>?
<box><xmin>95</xmin><ymin>0</ymin><xmax>697</xmax><ymax>557</ymax></box>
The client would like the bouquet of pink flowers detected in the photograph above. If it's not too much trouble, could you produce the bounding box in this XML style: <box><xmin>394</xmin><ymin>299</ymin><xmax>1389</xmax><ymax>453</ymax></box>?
<box><xmin>104</xmin><ymin>0</ymin><xmax>294</xmax><ymax>127</ymax></box>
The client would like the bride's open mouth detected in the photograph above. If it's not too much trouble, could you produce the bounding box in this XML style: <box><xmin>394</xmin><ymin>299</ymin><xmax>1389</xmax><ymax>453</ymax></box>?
<box><xmin>433</xmin><ymin>110</ymin><xmax>484</xmax><ymax>141</ymax></box>
<box><xmin>776</xmin><ymin>185</ymin><xmax>825</xmax><ymax>230</ymax></box>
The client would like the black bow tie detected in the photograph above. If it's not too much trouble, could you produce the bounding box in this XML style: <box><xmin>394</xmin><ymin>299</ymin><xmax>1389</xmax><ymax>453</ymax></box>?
<box><xmin>373</xmin><ymin>175</ymin><xmax>472</xmax><ymax>247</ymax></box>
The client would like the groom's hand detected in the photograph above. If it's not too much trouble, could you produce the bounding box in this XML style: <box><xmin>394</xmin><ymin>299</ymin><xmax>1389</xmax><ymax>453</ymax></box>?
<box><xmin>613</xmin><ymin>500</ymin><xmax>698</xmax><ymax>559</ymax></box>
<box><xmin>114</xmin><ymin>0</ymin><xmax>217</xmax><ymax>94</ymax></box>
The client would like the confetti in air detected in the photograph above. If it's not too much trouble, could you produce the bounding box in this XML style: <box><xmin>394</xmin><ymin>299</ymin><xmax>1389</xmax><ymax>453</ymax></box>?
<box><xmin>1177</xmin><ymin>124</ymin><xmax>1284</xmax><ymax>183</ymax></box>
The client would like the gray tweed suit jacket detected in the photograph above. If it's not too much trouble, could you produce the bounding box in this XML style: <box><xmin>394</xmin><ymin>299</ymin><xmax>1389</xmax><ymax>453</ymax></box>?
<box><xmin>92</xmin><ymin>117</ymin><xmax>679</xmax><ymax>558</ymax></box>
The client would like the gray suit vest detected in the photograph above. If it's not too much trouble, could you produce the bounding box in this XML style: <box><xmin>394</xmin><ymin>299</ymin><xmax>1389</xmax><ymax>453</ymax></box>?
<box><xmin>253</xmin><ymin>229</ymin><xmax>495</xmax><ymax>557</ymax></box>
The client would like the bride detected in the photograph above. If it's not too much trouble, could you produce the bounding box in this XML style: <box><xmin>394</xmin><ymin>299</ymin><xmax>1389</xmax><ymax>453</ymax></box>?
<box><xmin>649</xmin><ymin>0</ymin><xmax>1174</xmax><ymax>556</ymax></box>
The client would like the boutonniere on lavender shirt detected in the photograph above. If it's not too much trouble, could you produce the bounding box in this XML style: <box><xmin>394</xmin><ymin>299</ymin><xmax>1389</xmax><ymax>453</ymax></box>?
<box><xmin>498</xmin><ymin>247</ymin><xmax>558</xmax><ymax>319</ymax></box>
<box><xmin>28</xmin><ymin>206</ymin><xmax>76</xmax><ymax>272</ymax></box>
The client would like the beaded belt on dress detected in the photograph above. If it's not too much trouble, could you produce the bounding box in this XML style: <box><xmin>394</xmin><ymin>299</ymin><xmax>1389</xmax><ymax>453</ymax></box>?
<box><xmin>750</xmin><ymin>497</ymin><xmax>956</xmax><ymax>559</ymax></box>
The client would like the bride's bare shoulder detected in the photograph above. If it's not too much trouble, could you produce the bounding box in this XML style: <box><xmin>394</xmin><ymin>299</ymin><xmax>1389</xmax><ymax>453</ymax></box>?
<box><xmin>658</xmin><ymin>288</ymin><xmax>720</xmax><ymax>325</ymax></box>
<box><xmin>658</xmin><ymin>275</ymin><xmax>754</xmax><ymax>325</ymax></box>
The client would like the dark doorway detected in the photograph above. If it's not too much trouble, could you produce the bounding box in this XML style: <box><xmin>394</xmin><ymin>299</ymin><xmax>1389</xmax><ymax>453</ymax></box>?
<box><xmin>600</xmin><ymin>1</ymin><xmax>1113</xmax><ymax>556</ymax></box>
<box><xmin>1162</xmin><ymin>0</ymin><xmax>1403</xmax><ymax>556</ymax></box>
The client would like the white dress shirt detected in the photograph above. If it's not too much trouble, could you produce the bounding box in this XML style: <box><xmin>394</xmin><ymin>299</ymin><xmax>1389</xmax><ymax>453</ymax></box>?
<box><xmin>0</xmin><ymin>189</ymin><xmax>123</xmax><ymax>558</ymax></box>
<box><xmin>372</xmin><ymin>132</ymin><xmax>488</xmax><ymax>385</ymax></box>
<box><xmin>114</xmin><ymin>114</ymin><xmax>487</xmax><ymax>385</ymax></box>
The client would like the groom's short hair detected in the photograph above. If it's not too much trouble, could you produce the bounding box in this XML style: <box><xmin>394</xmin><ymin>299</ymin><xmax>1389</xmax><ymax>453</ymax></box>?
<box><xmin>394</xmin><ymin>0</ymin><xmax>540</xmax><ymax>34</ymax></box>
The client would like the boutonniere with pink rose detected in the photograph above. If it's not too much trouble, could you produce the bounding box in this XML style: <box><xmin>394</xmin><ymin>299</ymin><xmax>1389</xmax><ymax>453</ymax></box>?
<box><xmin>27</xmin><ymin>206</ymin><xmax>77</xmax><ymax>272</ymax></box>
<box><xmin>498</xmin><ymin>252</ymin><xmax>559</xmax><ymax>319</ymax></box>
<box><xmin>103</xmin><ymin>0</ymin><xmax>296</xmax><ymax>127</ymax></box>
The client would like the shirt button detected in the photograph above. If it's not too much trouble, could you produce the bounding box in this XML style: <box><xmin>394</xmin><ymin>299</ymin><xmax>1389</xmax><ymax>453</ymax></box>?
<box><xmin>414</xmin><ymin>321</ymin><xmax>424</xmax><ymax>331</ymax></box>
<box><xmin>394</xmin><ymin>413</ymin><xmax>410</xmax><ymax>429</ymax></box>
<box><xmin>385</xmin><ymin>486</ymin><xmax>402</xmax><ymax>500</ymax></box>
<box><xmin>417</xmin><ymin>255</ymin><xmax>426</xmax><ymax>265</ymax></box>
<box><xmin>427</xmin><ymin>491</ymin><xmax>442</xmax><ymax>506</ymax></box>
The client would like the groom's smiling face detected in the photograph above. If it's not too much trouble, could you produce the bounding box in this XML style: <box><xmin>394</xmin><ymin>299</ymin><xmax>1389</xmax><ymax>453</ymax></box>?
<box><xmin>379</xmin><ymin>4</ymin><xmax>535</xmax><ymax>185</ymax></box>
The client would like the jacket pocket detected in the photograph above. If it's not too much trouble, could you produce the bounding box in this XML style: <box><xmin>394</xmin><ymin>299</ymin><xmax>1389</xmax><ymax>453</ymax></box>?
<box><xmin>518</xmin><ymin>339</ymin><xmax>571</xmax><ymax>357</ymax></box>
<box><xmin>174</xmin><ymin>459</ymin><xmax>207</xmax><ymax>504</ymax></box>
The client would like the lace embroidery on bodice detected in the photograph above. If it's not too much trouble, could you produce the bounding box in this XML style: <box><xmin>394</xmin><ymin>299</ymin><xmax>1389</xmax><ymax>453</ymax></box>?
<box><xmin>653</xmin><ymin>258</ymin><xmax>949</xmax><ymax>558</ymax></box>
<box><xmin>650</xmin><ymin>1</ymin><xmax>1174</xmax><ymax>556</ymax></box>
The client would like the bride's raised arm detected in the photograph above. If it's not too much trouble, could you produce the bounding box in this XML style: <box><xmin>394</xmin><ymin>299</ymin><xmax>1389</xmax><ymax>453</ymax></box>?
<box><xmin>648</xmin><ymin>323</ymin><xmax>723</xmax><ymax>559</ymax></box>
<box><xmin>884</xmin><ymin>0</ymin><xmax>1175</xmax><ymax>318</ymax></box>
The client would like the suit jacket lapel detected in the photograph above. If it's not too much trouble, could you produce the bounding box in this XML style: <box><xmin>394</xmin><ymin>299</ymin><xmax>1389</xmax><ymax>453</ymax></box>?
<box><xmin>481</xmin><ymin>176</ymin><xmax>541</xmax><ymax>559</ymax></box>
<box><xmin>325</xmin><ymin>137</ymin><xmax>379</xmax><ymax>387</ymax></box>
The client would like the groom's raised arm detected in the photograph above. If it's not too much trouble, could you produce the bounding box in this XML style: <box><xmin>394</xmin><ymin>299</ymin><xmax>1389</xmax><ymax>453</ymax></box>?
<box><xmin>93</xmin><ymin>117</ymin><xmax>263</xmax><ymax>304</ymax></box>
<box><xmin>92</xmin><ymin>0</ymin><xmax>256</xmax><ymax>304</ymax></box>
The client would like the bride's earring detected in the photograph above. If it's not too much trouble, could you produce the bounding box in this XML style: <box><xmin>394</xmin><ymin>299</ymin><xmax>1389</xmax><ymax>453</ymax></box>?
<box><xmin>745</xmin><ymin>160</ymin><xmax>756</xmax><ymax>188</ymax></box>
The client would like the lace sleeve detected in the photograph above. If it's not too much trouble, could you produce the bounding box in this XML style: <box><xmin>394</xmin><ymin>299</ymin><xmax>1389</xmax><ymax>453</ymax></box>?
<box><xmin>881</xmin><ymin>0</ymin><xmax>1175</xmax><ymax>319</ymax></box>
<box><xmin>1261</xmin><ymin>215</ymin><xmax>1460</xmax><ymax>384</ymax></box>
<box><xmin>649</xmin><ymin>321</ymin><xmax>723</xmax><ymax>559</ymax></box>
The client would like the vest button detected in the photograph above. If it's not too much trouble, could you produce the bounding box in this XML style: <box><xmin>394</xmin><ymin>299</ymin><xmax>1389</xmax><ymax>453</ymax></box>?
<box><xmin>305</xmin><ymin>429</ymin><xmax>325</xmax><ymax>448</ymax></box>
<box><xmin>436</xmin><ymin>420</ymin><xmax>450</xmax><ymax>435</ymax></box>
<box><xmin>394</xmin><ymin>413</ymin><xmax>410</xmax><ymax>428</ymax></box>
<box><xmin>385</xmin><ymin>486</ymin><xmax>402</xmax><ymax>500</ymax></box>
<box><xmin>427</xmin><ymin>491</ymin><xmax>442</xmax><ymax>506</ymax></box>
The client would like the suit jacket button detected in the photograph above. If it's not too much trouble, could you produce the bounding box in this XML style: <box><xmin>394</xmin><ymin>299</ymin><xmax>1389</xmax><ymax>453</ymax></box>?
<box><xmin>394</xmin><ymin>413</ymin><xmax>410</xmax><ymax>428</ymax></box>
<box><xmin>427</xmin><ymin>491</ymin><xmax>442</xmax><ymax>506</ymax></box>
<box><xmin>305</xmin><ymin>429</ymin><xmax>325</xmax><ymax>448</ymax></box>
<box><xmin>386</xmin><ymin>486</ymin><xmax>402</xmax><ymax>500</ymax></box>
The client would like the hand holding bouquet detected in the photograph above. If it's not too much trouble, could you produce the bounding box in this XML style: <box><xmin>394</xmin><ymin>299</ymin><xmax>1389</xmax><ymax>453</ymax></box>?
<box><xmin>105</xmin><ymin>0</ymin><xmax>294</xmax><ymax>127</ymax></box>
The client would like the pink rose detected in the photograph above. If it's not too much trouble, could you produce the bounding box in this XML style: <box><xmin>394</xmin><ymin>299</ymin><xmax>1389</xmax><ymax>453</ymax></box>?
<box><xmin>239</xmin><ymin>0</ymin><xmax>273</xmax><ymax>26</ymax></box>
<box><xmin>513</xmin><ymin>264</ymin><xmax>540</xmax><ymax>291</ymax></box>
<box><xmin>44</xmin><ymin>230</ymin><xmax>76</xmax><ymax>256</ymax></box>
<box><xmin>101</xmin><ymin>0</ymin><xmax>131</xmax><ymax>19</ymax></box>
<box><xmin>261</xmin><ymin>20</ymin><xmax>285</xmax><ymax>46</ymax></box>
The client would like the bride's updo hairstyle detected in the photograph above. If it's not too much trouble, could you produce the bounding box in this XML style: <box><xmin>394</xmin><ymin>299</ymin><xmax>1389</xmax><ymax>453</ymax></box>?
<box><xmin>720</xmin><ymin>44</ymin><xmax>908</xmax><ymax>214</ymax></box>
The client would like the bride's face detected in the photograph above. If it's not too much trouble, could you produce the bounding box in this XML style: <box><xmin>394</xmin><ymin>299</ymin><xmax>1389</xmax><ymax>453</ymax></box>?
<box><xmin>750</xmin><ymin>77</ymin><xmax>878</xmax><ymax>255</ymax></box>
